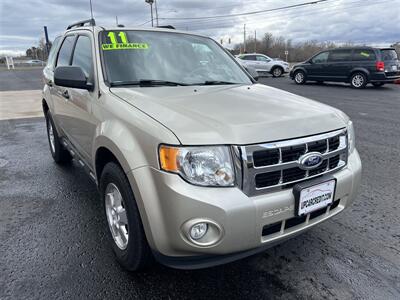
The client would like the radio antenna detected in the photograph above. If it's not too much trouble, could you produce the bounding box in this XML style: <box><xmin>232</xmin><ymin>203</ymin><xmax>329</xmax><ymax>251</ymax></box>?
<box><xmin>89</xmin><ymin>0</ymin><xmax>94</xmax><ymax>20</ymax></box>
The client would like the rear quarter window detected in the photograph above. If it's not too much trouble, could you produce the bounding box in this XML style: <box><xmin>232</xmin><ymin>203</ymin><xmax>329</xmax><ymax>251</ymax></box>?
<box><xmin>380</xmin><ymin>49</ymin><xmax>398</xmax><ymax>61</ymax></box>
<box><xmin>352</xmin><ymin>49</ymin><xmax>376</xmax><ymax>61</ymax></box>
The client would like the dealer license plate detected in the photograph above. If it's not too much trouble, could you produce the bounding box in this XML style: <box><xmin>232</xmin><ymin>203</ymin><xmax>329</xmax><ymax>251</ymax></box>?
<box><xmin>298</xmin><ymin>180</ymin><xmax>335</xmax><ymax>215</ymax></box>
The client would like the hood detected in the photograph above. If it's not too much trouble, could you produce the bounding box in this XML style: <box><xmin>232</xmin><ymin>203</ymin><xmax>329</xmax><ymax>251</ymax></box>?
<box><xmin>111</xmin><ymin>84</ymin><xmax>348</xmax><ymax>145</ymax></box>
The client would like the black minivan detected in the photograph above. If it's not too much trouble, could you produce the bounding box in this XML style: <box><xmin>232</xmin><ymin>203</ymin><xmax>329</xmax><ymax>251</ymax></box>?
<box><xmin>290</xmin><ymin>47</ymin><xmax>400</xmax><ymax>88</ymax></box>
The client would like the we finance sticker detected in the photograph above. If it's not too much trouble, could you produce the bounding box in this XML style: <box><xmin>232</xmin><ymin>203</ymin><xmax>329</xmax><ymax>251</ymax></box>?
<box><xmin>102</xmin><ymin>32</ymin><xmax>149</xmax><ymax>50</ymax></box>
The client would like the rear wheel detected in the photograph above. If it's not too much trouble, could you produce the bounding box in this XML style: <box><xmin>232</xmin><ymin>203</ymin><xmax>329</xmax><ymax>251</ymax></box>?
<box><xmin>372</xmin><ymin>82</ymin><xmax>385</xmax><ymax>87</ymax></box>
<box><xmin>350</xmin><ymin>72</ymin><xmax>367</xmax><ymax>89</ymax></box>
<box><xmin>271</xmin><ymin>67</ymin><xmax>283</xmax><ymax>77</ymax></box>
<box><xmin>100</xmin><ymin>162</ymin><xmax>153</xmax><ymax>271</ymax></box>
<box><xmin>45</xmin><ymin>112</ymin><xmax>71</xmax><ymax>164</ymax></box>
<box><xmin>294</xmin><ymin>70</ymin><xmax>306</xmax><ymax>84</ymax></box>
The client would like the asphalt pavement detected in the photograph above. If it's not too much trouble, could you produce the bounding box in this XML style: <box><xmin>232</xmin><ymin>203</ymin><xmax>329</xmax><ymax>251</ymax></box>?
<box><xmin>1</xmin><ymin>72</ymin><xmax>400</xmax><ymax>299</ymax></box>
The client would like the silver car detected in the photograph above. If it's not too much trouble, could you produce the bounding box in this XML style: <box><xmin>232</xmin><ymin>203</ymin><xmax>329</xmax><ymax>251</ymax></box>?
<box><xmin>237</xmin><ymin>53</ymin><xmax>290</xmax><ymax>77</ymax></box>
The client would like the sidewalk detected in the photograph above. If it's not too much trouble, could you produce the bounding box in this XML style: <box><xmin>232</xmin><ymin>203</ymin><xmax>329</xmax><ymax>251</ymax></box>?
<box><xmin>0</xmin><ymin>90</ymin><xmax>43</xmax><ymax>120</ymax></box>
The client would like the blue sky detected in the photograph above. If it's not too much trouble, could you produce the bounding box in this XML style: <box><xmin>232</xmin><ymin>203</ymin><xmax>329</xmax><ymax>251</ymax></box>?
<box><xmin>0</xmin><ymin>0</ymin><xmax>399</xmax><ymax>56</ymax></box>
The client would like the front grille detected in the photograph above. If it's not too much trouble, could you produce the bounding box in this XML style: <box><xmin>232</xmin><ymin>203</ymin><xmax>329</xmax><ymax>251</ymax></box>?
<box><xmin>237</xmin><ymin>129</ymin><xmax>348</xmax><ymax>196</ymax></box>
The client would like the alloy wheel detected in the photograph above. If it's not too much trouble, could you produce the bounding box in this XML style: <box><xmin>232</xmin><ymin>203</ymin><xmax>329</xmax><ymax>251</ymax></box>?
<box><xmin>105</xmin><ymin>183</ymin><xmax>129</xmax><ymax>250</ymax></box>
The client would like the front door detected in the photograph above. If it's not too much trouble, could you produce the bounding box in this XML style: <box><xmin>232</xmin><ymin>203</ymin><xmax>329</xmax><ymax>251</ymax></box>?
<box><xmin>307</xmin><ymin>51</ymin><xmax>329</xmax><ymax>80</ymax></box>
<box><xmin>62</xmin><ymin>34</ymin><xmax>97</xmax><ymax>162</ymax></box>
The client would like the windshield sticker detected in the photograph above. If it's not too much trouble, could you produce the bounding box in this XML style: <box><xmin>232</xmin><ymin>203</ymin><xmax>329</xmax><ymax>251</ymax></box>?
<box><xmin>102</xmin><ymin>31</ymin><xmax>149</xmax><ymax>50</ymax></box>
<box><xmin>102</xmin><ymin>43</ymin><xmax>149</xmax><ymax>50</ymax></box>
<box><xmin>360</xmin><ymin>51</ymin><xmax>370</xmax><ymax>57</ymax></box>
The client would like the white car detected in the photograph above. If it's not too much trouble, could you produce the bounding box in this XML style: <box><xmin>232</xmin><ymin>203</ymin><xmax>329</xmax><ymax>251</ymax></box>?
<box><xmin>236</xmin><ymin>53</ymin><xmax>289</xmax><ymax>77</ymax></box>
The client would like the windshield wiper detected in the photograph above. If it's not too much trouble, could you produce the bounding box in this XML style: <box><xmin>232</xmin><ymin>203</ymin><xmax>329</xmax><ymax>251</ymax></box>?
<box><xmin>110</xmin><ymin>80</ymin><xmax>189</xmax><ymax>87</ymax></box>
<box><xmin>197</xmin><ymin>81</ymin><xmax>241</xmax><ymax>85</ymax></box>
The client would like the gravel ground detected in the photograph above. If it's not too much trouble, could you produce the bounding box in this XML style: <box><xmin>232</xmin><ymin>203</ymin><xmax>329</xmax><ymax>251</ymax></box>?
<box><xmin>0</xmin><ymin>74</ymin><xmax>399</xmax><ymax>299</ymax></box>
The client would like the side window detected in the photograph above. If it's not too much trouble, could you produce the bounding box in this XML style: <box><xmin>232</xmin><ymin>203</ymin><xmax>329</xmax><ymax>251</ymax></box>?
<box><xmin>72</xmin><ymin>35</ymin><xmax>94</xmax><ymax>81</ymax></box>
<box><xmin>312</xmin><ymin>52</ymin><xmax>329</xmax><ymax>63</ymax></box>
<box><xmin>244</xmin><ymin>55</ymin><xmax>256</xmax><ymax>61</ymax></box>
<box><xmin>56</xmin><ymin>36</ymin><xmax>76</xmax><ymax>66</ymax></box>
<box><xmin>256</xmin><ymin>56</ymin><xmax>270</xmax><ymax>62</ymax></box>
<box><xmin>46</xmin><ymin>36</ymin><xmax>61</xmax><ymax>69</ymax></box>
<box><xmin>328</xmin><ymin>50</ymin><xmax>352</xmax><ymax>62</ymax></box>
<box><xmin>353</xmin><ymin>49</ymin><xmax>376</xmax><ymax>61</ymax></box>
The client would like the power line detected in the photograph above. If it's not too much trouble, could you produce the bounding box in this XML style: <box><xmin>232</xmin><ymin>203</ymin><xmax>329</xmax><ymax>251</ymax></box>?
<box><xmin>158</xmin><ymin>0</ymin><xmax>330</xmax><ymax>20</ymax></box>
<box><xmin>175</xmin><ymin>0</ymin><xmax>391</xmax><ymax>31</ymax></box>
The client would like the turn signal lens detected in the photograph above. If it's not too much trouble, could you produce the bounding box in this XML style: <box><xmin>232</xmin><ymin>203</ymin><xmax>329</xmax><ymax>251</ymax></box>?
<box><xmin>159</xmin><ymin>146</ymin><xmax>179</xmax><ymax>172</ymax></box>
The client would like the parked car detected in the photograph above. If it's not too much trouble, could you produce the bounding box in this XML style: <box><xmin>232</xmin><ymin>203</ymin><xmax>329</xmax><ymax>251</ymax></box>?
<box><xmin>236</xmin><ymin>53</ymin><xmax>290</xmax><ymax>77</ymax></box>
<box><xmin>42</xmin><ymin>19</ymin><xmax>361</xmax><ymax>271</ymax></box>
<box><xmin>290</xmin><ymin>47</ymin><xmax>400</xmax><ymax>88</ymax></box>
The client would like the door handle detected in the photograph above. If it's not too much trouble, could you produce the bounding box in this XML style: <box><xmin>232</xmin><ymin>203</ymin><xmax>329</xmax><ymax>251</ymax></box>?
<box><xmin>62</xmin><ymin>90</ymin><xmax>70</xmax><ymax>100</ymax></box>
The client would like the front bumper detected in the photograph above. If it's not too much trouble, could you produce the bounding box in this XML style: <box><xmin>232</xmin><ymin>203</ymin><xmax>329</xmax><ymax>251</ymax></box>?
<box><xmin>127</xmin><ymin>149</ymin><xmax>362</xmax><ymax>269</ymax></box>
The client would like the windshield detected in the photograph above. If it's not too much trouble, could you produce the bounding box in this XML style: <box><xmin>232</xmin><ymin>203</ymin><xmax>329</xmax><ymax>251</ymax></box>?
<box><xmin>100</xmin><ymin>30</ymin><xmax>252</xmax><ymax>86</ymax></box>
<box><xmin>381</xmin><ymin>49</ymin><xmax>398</xmax><ymax>61</ymax></box>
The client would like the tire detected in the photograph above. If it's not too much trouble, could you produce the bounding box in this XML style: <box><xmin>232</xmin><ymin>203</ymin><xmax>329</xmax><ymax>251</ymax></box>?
<box><xmin>293</xmin><ymin>70</ymin><xmax>306</xmax><ymax>84</ymax></box>
<box><xmin>350</xmin><ymin>72</ymin><xmax>367</xmax><ymax>89</ymax></box>
<box><xmin>372</xmin><ymin>82</ymin><xmax>385</xmax><ymax>87</ymax></box>
<box><xmin>271</xmin><ymin>66</ymin><xmax>283</xmax><ymax>77</ymax></box>
<box><xmin>45</xmin><ymin>111</ymin><xmax>71</xmax><ymax>164</ymax></box>
<box><xmin>100</xmin><ymin>162</ymin><xmax>153</xmax><ymax>271</ymax></box>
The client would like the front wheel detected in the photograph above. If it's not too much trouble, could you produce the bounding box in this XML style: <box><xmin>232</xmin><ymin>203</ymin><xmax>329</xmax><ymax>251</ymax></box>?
<box><xmin>45</xmin><ymin>112</ymin><xmax>71</xmax><ymax>164</ymax></box>
<box><xmin>350</xmin><ymin>72</ymin><xmax>367</xmax><ymax>89</ymax></box>
<box><xmin>372</xmin><ymin>82</ymin><xmax>385</xmax><ymax>87</ymax></box>
<box><xmin>271</xmin><ymin>67</ymin><xmax>283</xmax><ymax>77</ymax></box>
<box><xmin>293</xmin><ymin>70</ymin><xmax>306</xmax><ymax>84</ymax></box>
<box><xmin>100</xmin><ymin>162</ymin><xmax>153</xmax><ymax>271</ymax></box>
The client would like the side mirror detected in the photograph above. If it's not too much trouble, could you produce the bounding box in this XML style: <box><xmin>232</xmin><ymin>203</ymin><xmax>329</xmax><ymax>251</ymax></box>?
<box><xmin>245</xmin><ymin>66</ymin><xmax>259</xmax><ymax>81</ymax></box>
<box><xmin>54</xmin><ymin>66</ymin><xmax>93</xmax><ymax>90</ymax></box>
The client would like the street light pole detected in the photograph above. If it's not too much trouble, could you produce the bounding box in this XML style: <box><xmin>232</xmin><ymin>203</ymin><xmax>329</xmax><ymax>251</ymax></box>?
<box><xmin>145</xmin><ymin>0</ymin><xmax>154</xmax><ymax>27</ymax></box>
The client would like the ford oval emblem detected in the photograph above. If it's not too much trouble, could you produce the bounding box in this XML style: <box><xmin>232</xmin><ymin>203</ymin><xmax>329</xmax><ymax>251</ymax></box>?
<box><xmin>299</xmin><ymin>152</ymin><xmax>323</xmax><ymax>170</ymax></box>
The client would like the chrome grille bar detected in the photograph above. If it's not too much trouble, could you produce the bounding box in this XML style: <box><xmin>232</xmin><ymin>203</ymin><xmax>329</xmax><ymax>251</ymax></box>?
<box><xmin>234</xmin><ymin>128</ymin><xmax>348</xmax><ymax>196</ymax></box>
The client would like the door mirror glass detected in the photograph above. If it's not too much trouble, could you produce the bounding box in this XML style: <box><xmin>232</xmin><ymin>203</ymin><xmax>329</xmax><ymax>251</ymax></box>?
<box><xmin>54</xmin><ymin>66</ymin><xmax>93</xmax><ymax>90</ymax></box>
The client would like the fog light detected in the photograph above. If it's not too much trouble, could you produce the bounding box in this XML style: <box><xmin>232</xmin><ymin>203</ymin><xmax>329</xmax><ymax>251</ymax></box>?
<box><xmin>190</xmin><ymin>223</ymin><xmax>208</xmax><ymax>240</ymax></box>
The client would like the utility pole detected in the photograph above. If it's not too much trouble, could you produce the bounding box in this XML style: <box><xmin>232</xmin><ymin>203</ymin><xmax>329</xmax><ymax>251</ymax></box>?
<box><xmin>154</xmin><ymin>0</ymin><xmax>159</xmax><ymax>26</ymax></box>
<box><xmin>115</xmin><ymin>16</ymin><xmax>118</xmax><ymax>26</ymax></box>
<box><xmin>243</xmin><ymin>24</ymin><xmax>246</xmax><ymax>53</ymax></box>
<box><xmin>43</xmin><ymin>26</ymin><xmax>50</xmax><ymax>54</ymax></box>
<box><xmin>145</xmin><ymin>0</ymin><xmax>154</xmax><ymax>27</ymax></box>
<box><xmin>254</xmin><ymin>30</ymin><xmax>256</xmax><ymax>53</ymax></box>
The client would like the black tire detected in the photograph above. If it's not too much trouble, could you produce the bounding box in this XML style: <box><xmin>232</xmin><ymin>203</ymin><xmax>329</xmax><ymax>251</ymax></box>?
<box><xmin>271</xmin><ymin>66</ymin><xmax>283</xmax><ymax>77</ymax></box>
<box><xmin>45</xmin><ymin>111</ymin><xmax>71</xmax><ymax>164</ymax></box>
<box><xmin>372</xmin><ymin>82</ymin><xmax>385</xmax><ymax>87</ymax></box>
<box><xmin>293</xmin><ymin>70</ymin><xmax>306</xmax><ymax>84</ymax></box>
<box><xmin>350</xmin><ymin>72</ymin><xmax>367</xmax><ymax>89</ymax></box>
<box><xmin>100</xmin><ymin>162</ymin><xmax>153</xmax><ymax>271</ymax></box>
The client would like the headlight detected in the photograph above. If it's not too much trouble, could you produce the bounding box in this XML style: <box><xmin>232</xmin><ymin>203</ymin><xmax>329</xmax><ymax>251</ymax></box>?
<box><xmin>347</xmin><ymin>120</ymin><xmax>355</xmax><ymax>154</ymax></box>
<box><xmin>159</xmin><ymin>145</ymin><xmax>235</xmax><ymax>186</ymax></box>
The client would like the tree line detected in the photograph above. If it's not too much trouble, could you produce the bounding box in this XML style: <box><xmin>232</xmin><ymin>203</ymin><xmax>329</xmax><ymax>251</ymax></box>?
<box><xmin>232</xmin><ymin>32</ymin><xmax>400</xmax><ymax>62</ymax></box>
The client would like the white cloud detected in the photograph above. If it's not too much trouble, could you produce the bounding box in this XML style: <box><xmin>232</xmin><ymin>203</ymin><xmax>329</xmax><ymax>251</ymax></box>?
<box><xmin>0</xmin><ymin>0</ymin><xmax>399</xmax><ymax>52</ymax></box>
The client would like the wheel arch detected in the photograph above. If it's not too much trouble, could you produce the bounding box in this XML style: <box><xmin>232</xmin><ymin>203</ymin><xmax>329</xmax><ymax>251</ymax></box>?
<box><xmin>349</xmin><ymin>68</ymin><xmax>370</xmax><ymax>81</ymax></box>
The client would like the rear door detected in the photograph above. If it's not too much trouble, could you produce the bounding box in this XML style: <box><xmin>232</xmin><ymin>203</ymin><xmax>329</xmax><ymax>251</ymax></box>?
<box><xmin>307</xmin><ymin>51</ymin><xmax>329</xmax><ymax>79</ymax></box>
<box><xmin>326</xmin><ymin>49</ymin><xmax>353</xmax><ymax>80</ymax></box>
<box><xmin>380</xmin><ymin>49</ymin><xmax>400</xmax><ymax>76</ymax></box>
<box><xmin>240</xmin><ymin>55</ymin><xmax>257</xmax><ymax>69</ymax></box>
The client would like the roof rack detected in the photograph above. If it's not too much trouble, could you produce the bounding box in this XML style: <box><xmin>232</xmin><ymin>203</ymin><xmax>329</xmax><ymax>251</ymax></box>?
<box><xmin>156</xmin><ymin>25</ymin><xmax>175</xmax><ymax>30</ymax></box>
<box><xmin>66</xmin><ymin>18</ymin><xmax>96</xmax><ymax>30</ymax></box>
